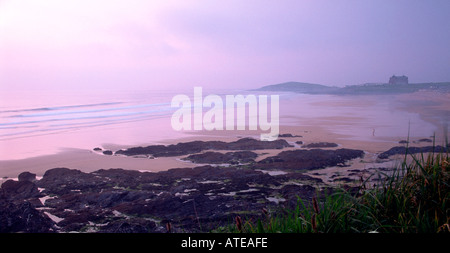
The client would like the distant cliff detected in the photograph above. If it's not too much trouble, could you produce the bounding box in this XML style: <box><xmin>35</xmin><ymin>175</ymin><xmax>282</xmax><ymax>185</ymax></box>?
<box><xmin>255</xmin><ymin>81</ymin><xmax>450</xmax><ymax>95</ymax></box>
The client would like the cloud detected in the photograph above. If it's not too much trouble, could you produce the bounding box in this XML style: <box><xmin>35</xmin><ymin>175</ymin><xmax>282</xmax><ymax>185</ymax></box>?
<box><xmin>1</xmin><ymin>0</ymin><xmax>450</xmax><ymax>91</ymax></box>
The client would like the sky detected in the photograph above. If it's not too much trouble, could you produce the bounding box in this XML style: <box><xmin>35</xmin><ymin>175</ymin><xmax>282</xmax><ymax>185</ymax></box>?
<box><xmin>1</xmin><ymin>0</ymin><xmax>450</xmax><ymax>91</ymax></box>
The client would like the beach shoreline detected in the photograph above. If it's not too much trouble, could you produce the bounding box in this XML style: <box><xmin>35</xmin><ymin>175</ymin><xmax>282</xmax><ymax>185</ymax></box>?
<box><xmin>1</xmin><ymin>90</ymin><xmax>448</xmax><ymax>180</ymax></box>
<box><xmin>1</xmin><ymin>91</ymin><xmax>449</xmax><ymax>234</ymax></box>
<box><xmin>0</xmin><ymin>123</ymin><xmax>436</xmax><ymax>180</ymax></box>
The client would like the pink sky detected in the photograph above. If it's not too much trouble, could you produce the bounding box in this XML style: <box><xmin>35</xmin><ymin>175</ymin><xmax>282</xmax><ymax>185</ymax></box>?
<box><xmin>1</xmin><ymin>0</ymin><xmax>450</xmax><ymax>91</ymax></box>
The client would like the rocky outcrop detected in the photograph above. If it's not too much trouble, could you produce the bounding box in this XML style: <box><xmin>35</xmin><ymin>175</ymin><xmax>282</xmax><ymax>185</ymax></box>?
<box><xmin>115</xmin><ymin>138</ymin><xmax>293</xmax><ymax>157</ymax></box>
<box><xmin>38</xmin><ymin>167</ymin><xmax>108</xmax><ymax>195</ymax></box>
<box><xmin>378</xmin><ymin>145</ymin><xmax>448</xmax><ymax>159</ymax></box>
<box><xmin>102</xmin><ymin>150</ymin><xmax>113</xmax><ymax>155</ymax></box>
<box><xmin>256</xmin><ymin>148</ymin><xmax>365</xmax><ymax>171</ymax></box>
<box><xmin>302</xmin><ymin>142</ymin><xmax>338</xmax><ymax>148</ymax></box>
<box><xmin>278</xmin><ymin>133</ymin><xmax>302</xmax><ymax>138</ymax></box>
<box><xmin>18</xmin><ymin>171</ymin><xmax>36</xmax><ymax>182</ymax></box>
<box><xmin>0</xmin><ymin>165</ymin><xmax>327</xmax><ymax>233</ymax></box>
<box><xmin>0</xmin><ymin>199</ymin><xmax>56</xmax><ymax>233</ymax></box>
<box><xmin>183</xmin><ymin>151</ymin><xmax>258</xmax><ymax>164</ymax></box>
<box><xmin>1</xmin><ymin>180</ymin><xmax>40</xmax><ymax>200</ymax></box>
<box><xmin>0</xmin><ymin>140</ymin><xmax>369</xmax><ymax>233</ymax></box>
<box><xmin>1</xmin><ymin>178</ymin><xmax>55</xmax><ymax>233</ymax></box>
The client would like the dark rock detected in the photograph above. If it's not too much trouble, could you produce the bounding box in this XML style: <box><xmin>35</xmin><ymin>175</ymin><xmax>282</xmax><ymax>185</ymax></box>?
<box><xmin>102</xmin><ymin>150</ymin><xmax>113</xmax><ymax>155</ymax></box>
<box><xmin>399</xmin><ymin>140</ymin><xmax>409</xmax><ymax>144</ymax></box>
<box><xmin>0</xmin><ymin>199</ymin><xmax>55</xmax><ymax>233</ymax></box>
<box><xmin>100</xmin><ymin>218</ymin><xmax>157</xmax><ymax>233</ymax></box>
<box><xmin>115</xmin><ymin>138</ymin><xmax>293</xmax><ymax>157</ymax></box>
<box><xmin>295</xmin><ymin>141</ymin><xmax>303</xmax><ymax>145</ymax></box>
<box><xmin>93</xmin><ymin>147</ymin><xmax>102</xmax><ymax>151</ymax></box>
<box><xmin>184</xmin><ymin>151</ymin><xmax>257</xmax><ymax>164</ymax></box>
<box><xmin>417</xmin><ymin>138</ymin><xmax>433</xmax><ymax>143</ymax></box>
<box><xmin>378</xmin><ymin>145</ymin><xmax>448</xmax><ymax>159</ymax></box>
<box><xmin>256</xmin><ymin>148</ymin><xmax>364</xmax><ymax>171</ymax></box>
<box><xmin>37</xmin><ymin>168</ymin><xmax>107</xmax><ymax>195</ymax></box>
<box><xmin>7</xmin><ymin>164</ymin><xmax>329</xmax><ymax>233</ymax></box>
<box><xmin>88</xmin><ymin>190</ymin><xmax>154</xmax><ymax>208</ymax></box>
<box><xmin>224</xmin><ymin>138</ymin><xmax>293</xmax><ymax>150</ymax></box>
<box><xmin>41</xmin><ymin>167</ymin><xmax>80</xmax><ymax>179</ymax></box>
<box><xmin>302</xmin><ymin>142</ymin><xmax>338</xmax><ymax>148</ymax></box>
<box><xmin>331</xmin><ymin>177</ymin><xmax>354</xmax><ymax>183</ymax></box>
<box><xmin>278</xmin><ymin>133</ymin><xmax>302</xmax><ymax>138</ymax></box>
<box><xmin>279</xmin><ymin>184</ymin><xmax>316</xmax><ymax>209</ymax></box>
<box><xmin>1</xmin><ymin>180</ymin><xmax>40</xmax><ymax>200</ymax></box>
<box><xmin>55</xmin><ymin>208</ymin><xmax>113</xmax><ymax>231</ymax></box>
<box><xmin>18</xmin><ymin>171</ymin><xmax>36</xmax><ymax>182</ymax></box>
<box><xmin>275</xmin><ymin>172</ymin><xmax>324</xmax><ymax>185</ymax></box>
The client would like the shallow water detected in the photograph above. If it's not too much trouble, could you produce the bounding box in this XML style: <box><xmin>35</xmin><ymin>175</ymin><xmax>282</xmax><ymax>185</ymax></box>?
<box><xmin>0</xmin><ymin>89</ymin><xmax>185</xmax><ymax>160</ymax></box>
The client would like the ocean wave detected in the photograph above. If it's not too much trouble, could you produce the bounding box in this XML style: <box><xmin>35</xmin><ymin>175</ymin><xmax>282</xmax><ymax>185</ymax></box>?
<box><xmin>0</xmin><ymin>114</ymin><xmax>168</xmax><ymax>140</ymax></box>
<box><xmin>0</xmin><ymin>98</ymin><xmax>175</xmax><ymax>141</ymax></box>
<box><xmin>0</xmin><ymin>106</ymin><xmax>173</xmax><ymax>127</ymax></box>
<box><xmin>6</xmin><ymin>102</ymin><xmax>171</xmax><ymax>118</ymax></box>
<box><xmin>0</xmin><ymin>102</ymin><xmax>124</xmax><ymax>114</ymax></box>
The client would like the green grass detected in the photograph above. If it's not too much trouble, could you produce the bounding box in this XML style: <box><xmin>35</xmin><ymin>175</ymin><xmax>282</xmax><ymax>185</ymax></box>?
<box><xmin>221</xmin><ymin>148</ymin><xmax>449</xmax><ymax>233</ymax></box>
<box><xmin>365</xmin><ymin>151</ymin><xmax>449</xmax><ymax>233</ymax></box>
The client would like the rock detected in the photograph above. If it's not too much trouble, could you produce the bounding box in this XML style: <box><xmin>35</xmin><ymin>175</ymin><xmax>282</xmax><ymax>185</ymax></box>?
<box><xmin>256</xmin><ymin>148</ymin><xmax>364</xmax><ymax>171</ymax></box>
<box><xmin>18</xmin><ymin>171</ymin><xmax>37</xmax><ymax>182</ymax></box>
<box><xmin>278</xmin><ymin>133</ymin><xmax>302</xmax><ymax>138</ymax></box>
<box><xmin>295</xmin><ymin>141</ymin><xmax>303</xmax><ymax>145</ymax></box>
<box><xmin>275</xmin><ymin>172</ymin><xmax>324</xmax><ymax>185</ymax></box>
<box><xmin>6</xmin><ymin>164</ymin><xmax>330</xmax><ymax>233</ymax></box>
<box><xmin>93</xmin><ymin>147</ymin><xmax>102</xmax><ymax>151</ymax></box>
<box><xmin>102</xmin><ymin>150</ymin><xmax>113</xmax><ymax>155</ymax></box>
<box><xmin>0</xmin><ymin>199</ymin><xmax>55</xmax><ymax>233</ymax></box>
<box><xmin>184</xmin><ymin>151</ymin><xmax>257</xmax><ymax>164</ymax></box>
<box><xmin>115</xmin><ymin>138</ymin><xmax>293</xmax><ymax>157</ymax></box>
<box><xmin>279</xmin><ymin>184</ymin><xmax>316</xmax><ymax>209</ymax></box>
<box><xmin>41</xmin><ymin>167</ymin><xmax>79</xmax><ymax>179</ymax></box>
<box><xmin>302</xmin><ymin>142</ymin><xmax>338</xmax><ymax>148</ymax></box>
<box><xmin>331</xmin><ymin>177</ymin><xmax>354</xmax><ymax>183</ymax></box>
<box><xmin>100</xmin><ymin>218</ymin><xmax>157</xmax><ymax>233</ymax></box>
<box><xmin>1</xmin><ymin>180</ymin><xmax>40</xmax><ymax>200</ymax></box>
<box><xmin>37</xmin><ymin>168</ymin><xmax>107</xmax><ymax>195</ymax></box>
<box><xmin>227</xmin><ymin>138</ymin><xmax>293</xmax><ymax>150</ymax></box>
<box><xmin>378</xmin><ymin>145</ymin><xmax>448</xmax><ymax>159</ymax></box>
<box><xmin>54</xmin><ymin>208</ymin><xmax>112</xmax><ymax>231</ymax></box>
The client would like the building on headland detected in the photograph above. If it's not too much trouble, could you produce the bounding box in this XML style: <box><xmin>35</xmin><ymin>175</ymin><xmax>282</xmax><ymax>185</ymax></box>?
<box><xmin>389</xmin><ymin>75</ymin><xmax>408</xmax><ymax>85</ymax></box>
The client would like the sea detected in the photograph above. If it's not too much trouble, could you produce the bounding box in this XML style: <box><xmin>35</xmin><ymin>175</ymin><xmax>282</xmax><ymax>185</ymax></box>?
<box><xmin>0</xmin><ymin>87</ymin><xmax>442</xmax><ymax>161</ymax></box>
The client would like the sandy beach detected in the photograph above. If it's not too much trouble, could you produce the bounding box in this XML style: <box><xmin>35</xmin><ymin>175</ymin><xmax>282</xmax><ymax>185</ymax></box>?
<box><xmin>0</xmin><ymin>124</ymin><xmax>384</xmax><ymax>178</ymax></box>
<box><xmin>1</xmin><ymin>91</ymin><xmax>448</xmax><ymax>182</ymax></box>
<box><xmin>0</xmin><ymin>123</ymin><xmax>435</xmax><ymax>186</ymax></box>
